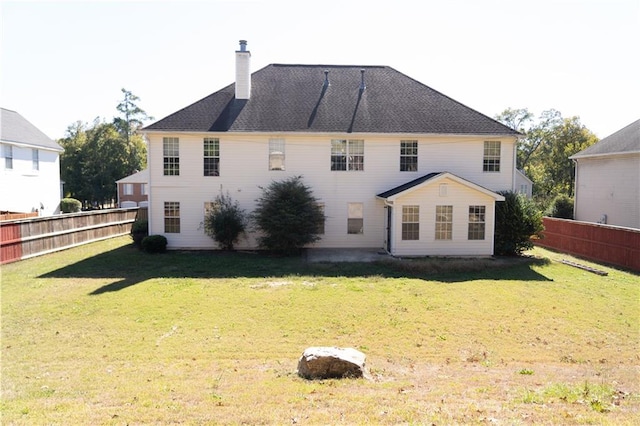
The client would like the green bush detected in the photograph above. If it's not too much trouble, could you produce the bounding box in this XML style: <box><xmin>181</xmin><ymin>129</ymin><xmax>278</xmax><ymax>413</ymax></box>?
<box><xmin>130</xmin><ymin>219</ymin><xmax>148</xmax><ymax>248</ymax></box>
<box><xmin>202</xmin><ymin>192</ymin><xmax>247</xmax><ymax>250</ymax></box>
<box><xmin>494</xmin><ymin>191</ymin><xmax>544</xmax><ymax>256</ymax></box>
<box><xmin>60</xmin><ymin>198</ymin><xmax>82</xmax><ymax>213</ymax></box>
<box><xmin>548</xmin><ymin>194</ymin><xmax>574</xmax><ymax>219</ymax></box>
<box><xmin>253</xmin><ymin>176</ymin><xmax>325</xmax><ymax>255</ymax></box>
<box><xmin>141</xmin><ymin>234</ymin><xmax>167</xmax><ymax>253</ymax></box>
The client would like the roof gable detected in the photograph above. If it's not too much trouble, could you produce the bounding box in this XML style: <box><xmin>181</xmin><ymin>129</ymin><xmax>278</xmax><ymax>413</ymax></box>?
<box><xmin>571</xmin><ymin>119</ymin><xmax>640</xmax><ymax>158</ymax></box>
<box><xmin>0</xmin><ymin>108</ymin><xmax>63</xmax><ymax>151</ymax></box>
<box><xmin>145</xmin><ymin>64</ymin><xmax>520</xmax><ymax>136</ymax></box>
<box><xmin>376</xmin><ymin>172</ymin><xmax>505</xmax><ymax>201</ymax></box>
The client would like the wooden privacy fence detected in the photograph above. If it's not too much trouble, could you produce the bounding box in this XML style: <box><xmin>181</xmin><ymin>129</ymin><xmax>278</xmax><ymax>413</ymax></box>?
<box><xmin>535</xmin><ymin>217</ymin><xmax>640</xmax><ymax>272</ymax></box>
<box><xmin>1</xmin><ymin>208</ymin><xmax>139</xmax><ymax>265</ymax></box>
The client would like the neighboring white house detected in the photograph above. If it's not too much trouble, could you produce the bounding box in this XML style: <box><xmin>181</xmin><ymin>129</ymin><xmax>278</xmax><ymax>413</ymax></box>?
<box><xmin>515</xmin><ymin>169</ymin><xmax>533</xmax><ymax>198</ymax></box>
<box><xmin>1</xmin><ymin>108</ymin><xmax>64</xmax><ymax>216</ymax></box>
<box><xmin>116</xmin><ymin>168</ymin><xmax>149</xmax><ymax>208</ymax></box>
<box><xmin>142</xmin><ymin>40</ymin><xmax>521</xmax><ymax>256</ymax></box>
<box><xmin>570</xmin><ymin>119</ymin><xmax>640</xmax><ymax>229</ymax></box>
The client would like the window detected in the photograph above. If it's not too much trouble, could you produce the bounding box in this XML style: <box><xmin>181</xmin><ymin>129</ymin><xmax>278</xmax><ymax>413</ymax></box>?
<box><xmin>468</xmin><ymin>205</ymin><xmax>486</xmax><ymax>240</ymax></box>
<box><xmin>3</xmin><ymin>145</ymin><xmax>13</xmax><ymax>170</ymax></box>
<box><xmin>402</xmin><ymin>205</ymin><xmax>419</xmax><ymax>240</ymax></box>
<box><xmin>204</xmin><ymin>138</ymin><xmax>220</xmax><ymax>176</ymax></box>
<box><xmin>519</xmin><ymin>184</ymin><xmax>528</xmax><ymax>195</ymax></box>
<box><xmin>435</xmin><ymin>205</ymin><xmax>453</xmax><ymax>240</ymax></box>
<box><xmin>483</xmin><ymin>141</ymin><xmax>501</xmax><ymax>172</ymax></box>
<box><xmin>269</xmin><ymin>138</ymin><xmax>285</xmax><ymax>171</ymax></box>
<box><xmin>32</xmin><ymin>149</ymin><xmax>39</xmax><ymax>171</ymax></box>
<box><xmin>316</xmin><ymin>203</ymin><xmax>325</xmax><ymax>234</ymax></box>
<box><xmin>400</xmin><ymin>140</ymin><xmax>418</xmax><ymax>172</ymax></box>
<box><xmin>141</xmin><ymin>184</ymin><xmax>148</xmax><ymax>195</ymax></box>
<box><xmin>439</xmin><ymin>183</ymin><xmax>448</xmax><ymax>197</ymax></box>
<box><xmin>163</xmin><ymin>137</ymin><xmax>180</xmax><ymax>176</ymax></box>
<box><xmin>164</xmin><ymin>201</ymin><xmax>180</xmax><ymax>233</ymax></box>
<box><xmin>123</xmin><ymin>183</ymin><xmax>133</xmax><ymax>195</ymax></box>
<box><xmin>331</xmin><ymin>139</ymin><xmax>364</xmax><ymax>171</ymax></box>
<box><xmin>347</xmin><ymin>202</ymin><xmax>363</xmax><ymax>234</ymax></box>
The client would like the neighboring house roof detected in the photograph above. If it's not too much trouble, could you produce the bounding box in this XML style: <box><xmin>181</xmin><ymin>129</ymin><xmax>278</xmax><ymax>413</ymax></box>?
<box><xmin>376</xmin><ymin>172</ymin><xmax>505</xmax><ymax>201</ymax></box>
<box><xmin>516</xmin><ymin>169</ymin><xmax>533</xmax><ymax>184</ymax></box>
<box><xmin>144</xmin><ymin>64</ymin><xmax>520</xmax><ymax>136</ymax></box>
<box><xmin>570</xmin><ymin>119</ymin><xmax>640</xmax><ymax>159</ymax></box>
<box><xmin>0</xmin><ymin>108</ymin><xmax>63</xmax><ymax>151</ymax></box>
<box><xmin>116</xmin><ymin>168</ymin><xmax>149</xmax><ymax>184</ymax></box>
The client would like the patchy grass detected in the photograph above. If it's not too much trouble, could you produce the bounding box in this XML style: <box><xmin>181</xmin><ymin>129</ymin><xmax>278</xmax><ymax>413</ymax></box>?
<box><xmin>1</xmin><ymin>237</ymin><xmax>638</xmax><ymax>425</ymax></box>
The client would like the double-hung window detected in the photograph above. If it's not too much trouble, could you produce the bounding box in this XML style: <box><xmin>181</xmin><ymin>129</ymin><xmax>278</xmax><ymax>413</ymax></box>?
<box><xmin>123</xmin><ymin>183</ymin><xmax>134</xmax><ymax>196</ymax></box>
<box><xmin>331</xmin><ymin>139</ymin><xmax>364</xmax><ymax>171</ymax></box>
<box><xmin>269</xmin><ymin>138</ymin><xmax>285</xmax><ymax>170</ymax></box>
<box><xmin>400</xmin><ymin>140</ymin><xmax>418</xmax><ymax>172</ymax></box>
<box><xmin>163</xmin><ymin>137</ymin><xmax>180</xmax><ymax>176</ymax></box>
<box><xmin>435</xmin><ymin>205</ymin><xmax>453</xmax><ymax>240</ymax></box>
<box><xmin>3</xmin><ymin>145</ymin><xmax>13</xmax><ymax>170</ymax></box>
<box><xmin>483</xmin><ymin>141</ymin><xmax>501</xmax><ymax>172</ymax></box>
<box><xmin>468</xmin><ymin>205</ymin><xmax>486</xmax><ymax>240</ymax></box>
<box><xmin>32</xmin><ymin>149</ymin><xmax>39</xmax><ymax>171</ymax></box>
<box><xmin>402</xmin><ymin>205</ymin><xmax>419</xmax><ymax>240</ymax></box>
<box><xmin>204</xmin><ymin>138</ymin><xmax>220</xmax><ymax>176</ymax></box>
<box><xmin>164</xmin><ymin>201</ymin><xmax>180</xmax><ymax>233</ymax></box>
<box><xmin>347</xmin><ymin>202</ymin><xmax>364</xmax><ymax>234</ymax></box>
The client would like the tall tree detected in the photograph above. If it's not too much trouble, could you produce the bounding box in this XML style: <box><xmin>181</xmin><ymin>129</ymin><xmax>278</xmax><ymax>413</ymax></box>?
<box><xmin>114</xmin><ymin>88</ymin><xmax>153</xmax><ymax>143</ymax></box>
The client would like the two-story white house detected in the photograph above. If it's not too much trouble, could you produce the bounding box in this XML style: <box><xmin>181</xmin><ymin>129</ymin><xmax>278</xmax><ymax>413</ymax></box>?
<box><xmin>1</xmin><ymin>108</ymin><xmax>64</xmax><ymax>216</ymax></box>
<box><xmin>142</xmin><ymin>41</ymin><xmax>520</xmax><ymax>256</ymax></box>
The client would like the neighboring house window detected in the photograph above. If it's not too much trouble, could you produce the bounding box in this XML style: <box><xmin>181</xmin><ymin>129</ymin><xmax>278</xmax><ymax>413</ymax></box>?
<box><xmin>402</xmin><ymin>205</ymin><xmax>419</xmax><ymax>240</ymax></box>
<box><xmin>400</xmin><ymin>140</ymin><xmax>418</xmax><ymax>172</ymax></box>
<box><xmin>435</xmin><ymin>205</ymin><xmax>453</xmax><ymax>240</ymax></box>
<box><xmin>163</xmin><ymin>137</ymin><xmax>180</xmax><ymax>176</ymax></box>
<box><xmin>331</xmin><ymin>139</ymin><xmax>364</xmax><ymax>171</ymax></box>
<box><xmin>204</xmin><ymin>138</ymin><xmax>220</xmax><ymax>176</ymax></box>
<box><xmin>347</xmin><ymin>202</ymin><xmax>364</xmax><ymax>234</ymax></box>
<box><xmin>316</xmin><ymin>203</ymin><xmax>325</xmax><ymax>234</ymax></box>
<box><xmin>269</xmin><ymin>138</ymin><xmax>285</xmax><ymax>171</ymax></box>
<box><xmin>519</xmin><ymin>184</ymin><xmax>528</xmax><ymax>195</ymax></box>
<box><xmin>123</xmin><ymin>183</ymin><xmax>134</xmax><ymax>195</ymax></box>
<box><xmin>3</xmin><ymin>144</ymin><xmax>13</xmax><ymax>170</ymax></box>
<box><xmin>164</xmin><ymin>201</ymin><xmax>180</xmax><ymax>233</ymax></box>
<box><xmin>483</xmin><ymin>141</ymin><xmax>501</xmax><ymax>172</ymax></box>
<box><xmin>32</xmin><ymin>148</ymin><xmax>39</xmax><ymax>171</ymax></box>
<box><xmin>468</xmin><ymin>205</ymin><xmax>486</xmax><ymax>240</ymax></box>
<box><xmin>141</xmin><ymin>183</ymin><xmax>148</xmax><ymax>195</ymax></box>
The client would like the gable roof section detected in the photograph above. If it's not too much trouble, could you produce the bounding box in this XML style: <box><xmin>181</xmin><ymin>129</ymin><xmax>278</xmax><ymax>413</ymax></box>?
<box><xmin>377</xmin><ymin>172</ymin><xmax>505</xmax><ymax>201</ymax></box>
<box><xmin>570</xmin><ymin>119</ymin><xmax>640</xmax><ymax>159</ymax></box>
<box><xmin>145</xmin><ymin>64</ymin><xmax>520</xmax><ymax>136</ymax></box>
<box><xmin>116</xmin><ymin>168</ymin><xmax>149</xmax><ymax>184</ymax></box>
<box><xmin>1</xmin><ymin>108</ymin><xmax>63</xmax><ymax>151</ymax></box>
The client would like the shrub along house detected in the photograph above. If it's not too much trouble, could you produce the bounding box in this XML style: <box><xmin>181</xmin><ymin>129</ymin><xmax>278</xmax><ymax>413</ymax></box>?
<box><xmin>142</xmin><ymin>40</ymin><xmax>520</xmax><ymax>256</ymax></box>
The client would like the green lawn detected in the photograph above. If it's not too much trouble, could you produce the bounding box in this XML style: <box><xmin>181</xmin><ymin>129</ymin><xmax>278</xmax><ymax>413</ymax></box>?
<box><xmin>1</xmin><ymin>236</ymin><xmax>638</xmax><ymax>425</ymax></box>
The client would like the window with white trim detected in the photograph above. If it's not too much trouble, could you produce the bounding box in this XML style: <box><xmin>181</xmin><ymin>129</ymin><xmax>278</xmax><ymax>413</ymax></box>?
<box><xmin>3</xmin><ymin>144</ymin><xmax>13</xmax><ymax>170</ymax></box>
<box><xmin>163</xmin><ymin>137</ymin><xmax>179</xmax><ymax>176</ymax></box>
<box><xmin>468</xmin><ymin>205</ymin><xmax>486</xmax><ymax>240</ymax></box>
<box><xmin>402</xmin><ymin>205</ymin><xmax>419</xmax><ymax>240</ymax></box>
<box><xmin>164</xmin><ymin>201</ymin><xmax>180</xmax><ymax>233</ymax></box>
<box><xmin>331</xmin><ymin>139</ymin><xmax>364</xmax><ymax>171</ymax></box>
<box><xmin>141</xmin><ymin>184</ymin><xmax>148</xmax><ymax>195</ymax></box>
<box><xmin>123</xmin><ymin>183</ymin><xmax>133</xmax><ymax>195</ymax></box>
<box><xmin>435</xmin><ymin>205</ymin><xmax>453</xmax><ymax>240</ymax></box>
<box><xmin>483</xmin><ymin>141</ymin><xmax>501</xmax><ymax>172</ymax></box>
<box><xmin>204</xmin><ymin>138</ymin><xmax>220</xmax><ymax>176</ymax></box>
<box><xmin>32</xmin><ymin>149</ymin><xmax>39</xmax><ymax>171</ymax></box>
<box><xmin>347</xmin><ymin>202</ymin><xmax>363</xmax><ymax>234</ymax></box>
<box><xmin>400</xmin><ymin>140</ymin><xmax>418</xmax><ymax>172</ymax></box>
<box><xmin>269</xmin><ymin>138</ymin><xmax>285</xmax><ymax>171</ymax></box>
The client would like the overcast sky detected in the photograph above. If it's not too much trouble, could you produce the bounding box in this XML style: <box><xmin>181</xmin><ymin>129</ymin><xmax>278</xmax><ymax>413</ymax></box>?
<box><xmin>1</xmin><ymin>0</ymin><xmax>638</xmax><ymax>140</ymax></box>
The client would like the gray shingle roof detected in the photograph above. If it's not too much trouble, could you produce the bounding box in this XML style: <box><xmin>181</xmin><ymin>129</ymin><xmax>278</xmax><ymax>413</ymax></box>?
<box><xmin>1</xmin><ymin>108</ymin><xmax>63</xmax><ymax>151</ymax></box>
<box><xmin>377</xmin><ymin>172</ymin><xmax>442</xmax><ymax>198</ymax></box>
<box><xmin>145</xmin><ymin>64</ymin><xmax>519</xmax><ymax>135</ymax></box>
<box><xmin>571</xmin><ymin>119</ymin><xmax>640</xmax><ymax>158</ymax></box>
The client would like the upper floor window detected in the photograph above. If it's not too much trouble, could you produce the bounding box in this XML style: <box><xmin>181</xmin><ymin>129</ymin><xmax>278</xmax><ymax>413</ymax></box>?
<box><xmin>468</xmin><ymin>205</ymin><xmax>486</xmax><ymax>240</ymax></box>
<box><xmin>3</xmin><ymin>144</ymin><xmax>13</xmax><ymax>170</ymax></box>
<box><xmin>347</xmin><ymin>202</ymin><xmax>364</xmax><ymax>234</ymax></box>
<box><xmin>163</xmin><ymin>137</ymin><xmax>179</xmax><ymax>176</ymax></box>
<box><xmin>32</xmin><ymin>149</ymin><xmax>39</xmax><ymax>171</ymax></box>
<box><xmin>164</xmin><ymin>201</ymin><xmax>180</xmax><ymax>233</ymax></box>
<box><xmin>435</xmin><ymin>205</ymin><xmax>453</xmax><ymax>240</ymax></box>
<box><xmin>400</xmin><ymin>140</ymin><xmax>418</xmax><ymax>172</ymax></box>
<box><xmin>204</xmin><ymin>138</ymin><xmax>220</xmax><ymax>176</ymax></box>
<box><xmin>269</xmin><ymin>138</ymin><xmax>285</xmax><ymax>171</ymax></box>
<box><xmin>123</xmin><ymin>183</ymin><xmax>134</xmax><ymax>195</ymax></box>
<box><xmin>402</xmin><ymin>205</ymin><xmax>419</xmax><ymax>240</ymax></box>
<box><xmin>483</xmin><ymin>141</ymin><xmax>501</xmax><ymax>172</ymax></box>
<box><xmin>331</xmin><ymin>139</ymin><xmax>364</xmax><ymax>171</ymax></box>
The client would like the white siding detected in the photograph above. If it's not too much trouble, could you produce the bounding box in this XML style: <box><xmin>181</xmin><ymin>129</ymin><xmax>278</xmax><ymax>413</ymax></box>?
<box><xmin>574</xmin><ymin>154</ymin><xmax>640</xmax><ymax>229</ymax></box>
<box><xmin>0</xmin><ymin>144</ymin><xmax>61</xmax><ymax>216</ymax></box>
<box><xmin>146</xmin><ymin>132</ymin><xmax>516</xmax><ymax>251</ymax></box>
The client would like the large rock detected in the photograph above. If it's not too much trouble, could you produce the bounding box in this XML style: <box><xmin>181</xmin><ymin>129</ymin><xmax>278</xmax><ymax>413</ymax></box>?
<box><xmin>297</xmin><ymin>346</ymin><xmax>366</xmax><ymax>380</ymax></box>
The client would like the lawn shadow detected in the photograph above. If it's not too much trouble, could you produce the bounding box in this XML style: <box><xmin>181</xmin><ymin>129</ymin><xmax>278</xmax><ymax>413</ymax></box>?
<box><xmin>39</xmin><ymin>244</ymin><xmax>553</xmax><ymax>295</ymax></box>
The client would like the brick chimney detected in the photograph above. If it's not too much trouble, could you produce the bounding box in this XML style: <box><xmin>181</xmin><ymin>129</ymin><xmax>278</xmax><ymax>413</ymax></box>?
<box><xmin>235</xmin><ymin>40</ymin><xmax>251</xmax><ymax>100</ymax></box>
